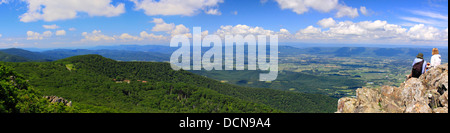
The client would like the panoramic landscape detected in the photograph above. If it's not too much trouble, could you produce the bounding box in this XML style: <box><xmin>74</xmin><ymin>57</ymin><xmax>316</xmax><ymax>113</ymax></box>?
<box><xmin>0</xmin><ymin>0</ymin><xmax>448</xmax><ymax>117</ymax></box>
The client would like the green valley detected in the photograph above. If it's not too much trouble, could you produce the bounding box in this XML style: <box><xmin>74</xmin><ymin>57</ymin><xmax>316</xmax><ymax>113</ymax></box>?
<box><xmin>1</xmin><ymin>54</ymin><xmax>337</xmax><ymax>113</ymax></box>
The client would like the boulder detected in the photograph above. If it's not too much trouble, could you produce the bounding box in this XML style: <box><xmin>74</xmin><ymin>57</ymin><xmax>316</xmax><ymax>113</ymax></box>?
<box><xmin>337</xmin><ymin>97</ymin><xmax>358</xmax><ymax>113</ymax></box>
<box><xmin>354</xmin><ymin>88</ymin><xmax>382</xmax><ymax>113</ymax></box>
<box><xmin>43</xmin><ymin>96</ymin><xmax>72</xmax><ymax>107</ymax></box>
<box><xmin>432</xmin><ymin>107</ymin><xmax>448</xmax><ymax>113</ymax></box>
<box><xmin>439</xmin><ymin>90</ymin><xmax>448</xmax><ymax>107</ymax></box>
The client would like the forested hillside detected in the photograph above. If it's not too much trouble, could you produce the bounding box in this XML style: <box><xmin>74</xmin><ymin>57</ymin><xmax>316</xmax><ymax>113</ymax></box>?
<box><xmin>1</xmin><ymin>55</ymin><xmax>337</xmax><ymax>113</ymax></box>
<box><xmin>0</xmin><ymin>52</ymin><xmax>31</xmax><ymax>62</ymax></box>
<box><xmin>0</xmin><ymin>48</ymin><xmax>54</xmax><ymax>61</ymax></box>
<box><xmin>0</xmin><ymin>64</ymin><xmax>75</xmax><ymax>113</ymax></box>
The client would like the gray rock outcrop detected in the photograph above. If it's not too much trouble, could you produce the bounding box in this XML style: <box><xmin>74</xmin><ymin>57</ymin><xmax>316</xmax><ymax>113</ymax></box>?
<box><xmin>337</xmin><ymin>63</ymin><xmax>448</xmax><ymax>113</ymax></box>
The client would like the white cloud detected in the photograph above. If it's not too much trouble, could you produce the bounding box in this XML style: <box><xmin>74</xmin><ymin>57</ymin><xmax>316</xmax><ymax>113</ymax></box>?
<box><xmin>130</xmin><ymin>0</ymin><xmax>224</xmax><ymax>16</ymax></box>
<box><xmin>317</xmin><ymin>17</ymin><xmax>336</xmax><ymax>28</ymax></box>
<box><xmin>0</xmin><ymin>34</ymin><xmax>2</xmax><ymax>38</ymax></box>
<box><xmin>295</xmin><ymin>25</ymin><xmax>323</xmax><ymax>39</ymax></box>
<box><xmin>335</xmin><ymin>5</ymin><xmax>359</xmax><ymax>18</ymax></box>
<box><xmin>293</xmin><ymin>18</ymin><xmax>447</xmax><ymax>43</ymax></box>
<box><xmin>360</xmin><ymin>6</ymin><xmax>368</xmax><ymax>16</ymax></box>
<box><xmin>401</xmin><ymin>10</ymin><xmax>448</xmax><ymax>28</ymax></box>
<box><xmin>55</xmin><ymin>30</ymin><xmax>66</xmax><ymax>36</ymax></box>
<box><xmin>69</xmin><ymin>28</ymin><xmax>77</xmax><ymax>31</ymax></box>
<box><xmin>0</xmin><ymin>0</ymin><xmax>9</xmax><ymax>4</ymax></box>
<box><xmin>20</xmin><ymin>0</ymin><xmax>125</xmax><ymax>22</ymax></box>
<box><xmin>275</xmin><ymin>0</ymin><xmax>338</xmax><ymax>14</ymax></box>
<box><xmin>278</xmin><ymin>29</ymin><xmax>293</xmax><ymax>39</ymax></box>
<box><xmin>80</xmin><ymin>30</ymin><xmax>168</xmax><ymax>43</ymax></box>
<box><xmin>410</xmin><ymin>10</ymin><xmax>448</xmax><ymax>20</ymax></box>
<box><xmin>81</xmin><ymin>30</ymin><xmax>116</xmax><ymax>42</ymax></box>
<box><xmin>151</xmin><ymin>18</ymin><xmax>175</xmax><ymax>32</ymax></box>
<box><xmin>118</xmin><ymin>33</ymin><xmax>142</xmax><ymax>41</ymax></box>
<box><xmin>205</xmin><ymin>9</ymin><xmax>222</xmax><ymax>15</ymax></box>
<box><xmin>26</xmin><ymin>31</ymin><xmax>40</xmax><ymax>40</ymax></box>
<box><xmin>358</xmin><ymin>20</ymin><xmax>388</xmax><ymax>30</ymax></box>
<box><xmin>407</xmin><ymin>24</ymin><xmax>442</xmax><ymax>40</ymax></box>
<box><xmin>27</xmin><ymin>31</ymin><xmax>52</xmax><ymax>40</ymax></box>
<box><xmin>150</xmin><ymin>18</ymin><xmax>191</xmax><ymax>37</ymax></box>
<box><xmin>214</xmin><ymin>24</ymin><xmax>295</xmax><ymax>41</ymax></box>
<box><xmin>299</xmin><ymin>25</ymin><xmax>322</xmax><ymax>34</ymax></box>
<box><xmin>43</xmin><ymin>24</ymin><xmax>60</xmax><ymax>29</ymax></box>
<box><xmin>233</xmin><ymin>11</ymin><xmax>238</xmax><ymax>15</ymax></box>
<box><xmin>140</xmin><ymin>31</ymin><xmax>167</xmax><ymax>40</ymax></box>
<box><xmin>209</xmin><ymin>19</ymin><xmax>445</xmax><ymax>44</ymax></box>
<box><xmin>215</xmin><ymin>24</ymin><xmax>275</xmax><ymax>37</ymax></box>
<box><xmin>400</xmin><ymin>17</ymin><xmax>442</xmax><ymax>25</ymax></box>
<box><xmin>443</xmin><ymin>28</ymin><xmax>448</xmax><ymax>41</ymax></box>
<box><xmin>275</xmin><ymin>0</ymin><xmax>359</xmax><ymax>18</ymax></box>
<box><xmin>171</xmin><ymin>24</ymin><xmax>191</xmax><ymax>37</ymax></box>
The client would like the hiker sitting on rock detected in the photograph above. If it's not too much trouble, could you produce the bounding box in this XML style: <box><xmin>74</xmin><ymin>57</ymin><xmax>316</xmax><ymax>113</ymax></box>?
<box><xmin>407</xmin><ymin>53</ymin><xmax>427</xmax><ymax>80</ymax></box>
<box><xmin>430</xmin><ymin>48</ymin><xmax>441</xmax><ymax>68</ymax></box>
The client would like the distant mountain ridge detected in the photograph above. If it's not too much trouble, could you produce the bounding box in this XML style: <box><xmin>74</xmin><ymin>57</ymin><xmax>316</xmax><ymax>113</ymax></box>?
<box><xmin>2</xmin><ymin>45</ymin><xmax>447</xmax><ymax>63</ymax></box>
<box><xmin>0</xmin><ymin>48</ymin><xmax>170</xmax><ymax>62</ymax></box>
<box><xmin>0</xmin><ymin>51</ymin><xmax>31</xmax><ymax>62</ymax></box>
<box><xmin>279</xmin><ymin>46</ymin><xmax>448</xmax><ymax>61</ymax></box>
<box><xmin>41</xmin><ymin>49</ymin><xmax>170</xmax><ymax>62</ymax></box>
<box><xmin>0</xmin><ymin>48</ymin><xmax>54</xmax><ymax>61</ymax></box>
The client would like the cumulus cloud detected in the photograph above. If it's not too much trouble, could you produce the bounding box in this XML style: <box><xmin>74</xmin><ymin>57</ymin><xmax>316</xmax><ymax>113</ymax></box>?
<box><xmin>43</xmin><ymin>24</ymin><xmax>60</xmax><ymax>29</ymax></box>
<box><xmin>275</xmin><ymin>0</ymin><xmax>359</xmax><ymax>18</ymax></box>
<box><xmin>205</xmin><ymin>8</ymin><xmax>222</xmax><ymax>15</ymax></box>
<box><xmin>213</xmin><ymin>24</ymin><xmax>295</xmax><ymax>41</ymax></box>
<box><xmin>130</xmin><ymin>0</ymin><xmax>224</xmax><ymax>16</ymax></box>
<box><xmin>55</xmin><ymin>30</ymin><xmax>66</xmax><ymax>36</ymax></box>
<box><xmin>81</xmin><ymin>30</ymin><xmax>116</xmax><ymax>42</ymax></box>
<box><xmin>335</xmin><ymin>4</ymin><xmax>359</xmax><ymax>18</ymax></box>
<box><xmin>151</xmin><ymin>18</ymin><xmax>175</xmax><ymax>32</ymax></box>
<box><xmin>294</xmin><ymin>18</ymin><xmax>447</xmax><ymax>43</ymax></box>
<box><xmin>317</xmin><ymin>17</ymin><xmax>336</xmax><ymax>28</ymax></box>
<box><xmin>118</xmin><ymin>33</ymin><xmax>142</xmax><ymax>41</ymax></box>
<box><xmin>295</xmin><ymin>25</ymin><xmax>323</xmax><ymax>39</ymax></box>
<box><xmin>27</xmin><ymin>31</ymin><xmax>52</xmax><ymax>40</ymax></box>
<box><xmin>360</xmin><ymin>6</ymin><xmax>369</xmax><ymax>16</ymax></box>
<box><xmin>140</xmin><ymin>31</ymin><xmax>167</xmax><ymax>40</ymax></box>
<box><xmin>171</xmin><ymin>24</ymin><xmax>191</xmax><ymax>37</ymax></box>
<box><xmin>215</xmin><ymin>24</ymin><xmax>275</xmax><ymax>37</ymax></box>
<box><xmin>151</xmin><ymin>18</ymin><xmax>191</xmax><ymax>37</ymax></box>
<box><xmin>69</xmin><ymin>28</ymin><xmax>77</xmax><ymax>31</ymax></box>
<box><xmin>407</xmin><ymin>24</ymin><xmax>442</xmax><ymax>40</ymax></box>
<box><xmin>80</xmin><ymin>30</ymin><xmax>168</xmax><ymax>43</ymax></box>
<box><xmin>275</xmin><ymin>0</ymin><xmax>338</xmax><ymax>14</ymax></box>
<box><xmin>20</xmin><ymin>0</ymin><xmax>125</xmax><ymax>22</ymax></box>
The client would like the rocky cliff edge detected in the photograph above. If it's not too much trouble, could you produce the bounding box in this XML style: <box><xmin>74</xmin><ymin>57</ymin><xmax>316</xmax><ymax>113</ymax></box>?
<box><xmin>337</xmin><ymin>63</ymin><xmax>448</xmax><ymax>113</ymax></box>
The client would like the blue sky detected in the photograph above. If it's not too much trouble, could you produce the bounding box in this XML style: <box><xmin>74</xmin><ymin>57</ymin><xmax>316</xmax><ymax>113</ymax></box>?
<box><xmin>0</xmin><ymin>0</ymin><xmax>448</xmax><ymax>48</ymax></box>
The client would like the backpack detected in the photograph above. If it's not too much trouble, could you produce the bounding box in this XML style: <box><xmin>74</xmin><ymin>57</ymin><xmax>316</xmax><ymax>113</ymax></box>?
<box><xmin>411</xmin><ymin>60</ymin><xmax>424</xmax><ymax>78</ymax></box>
